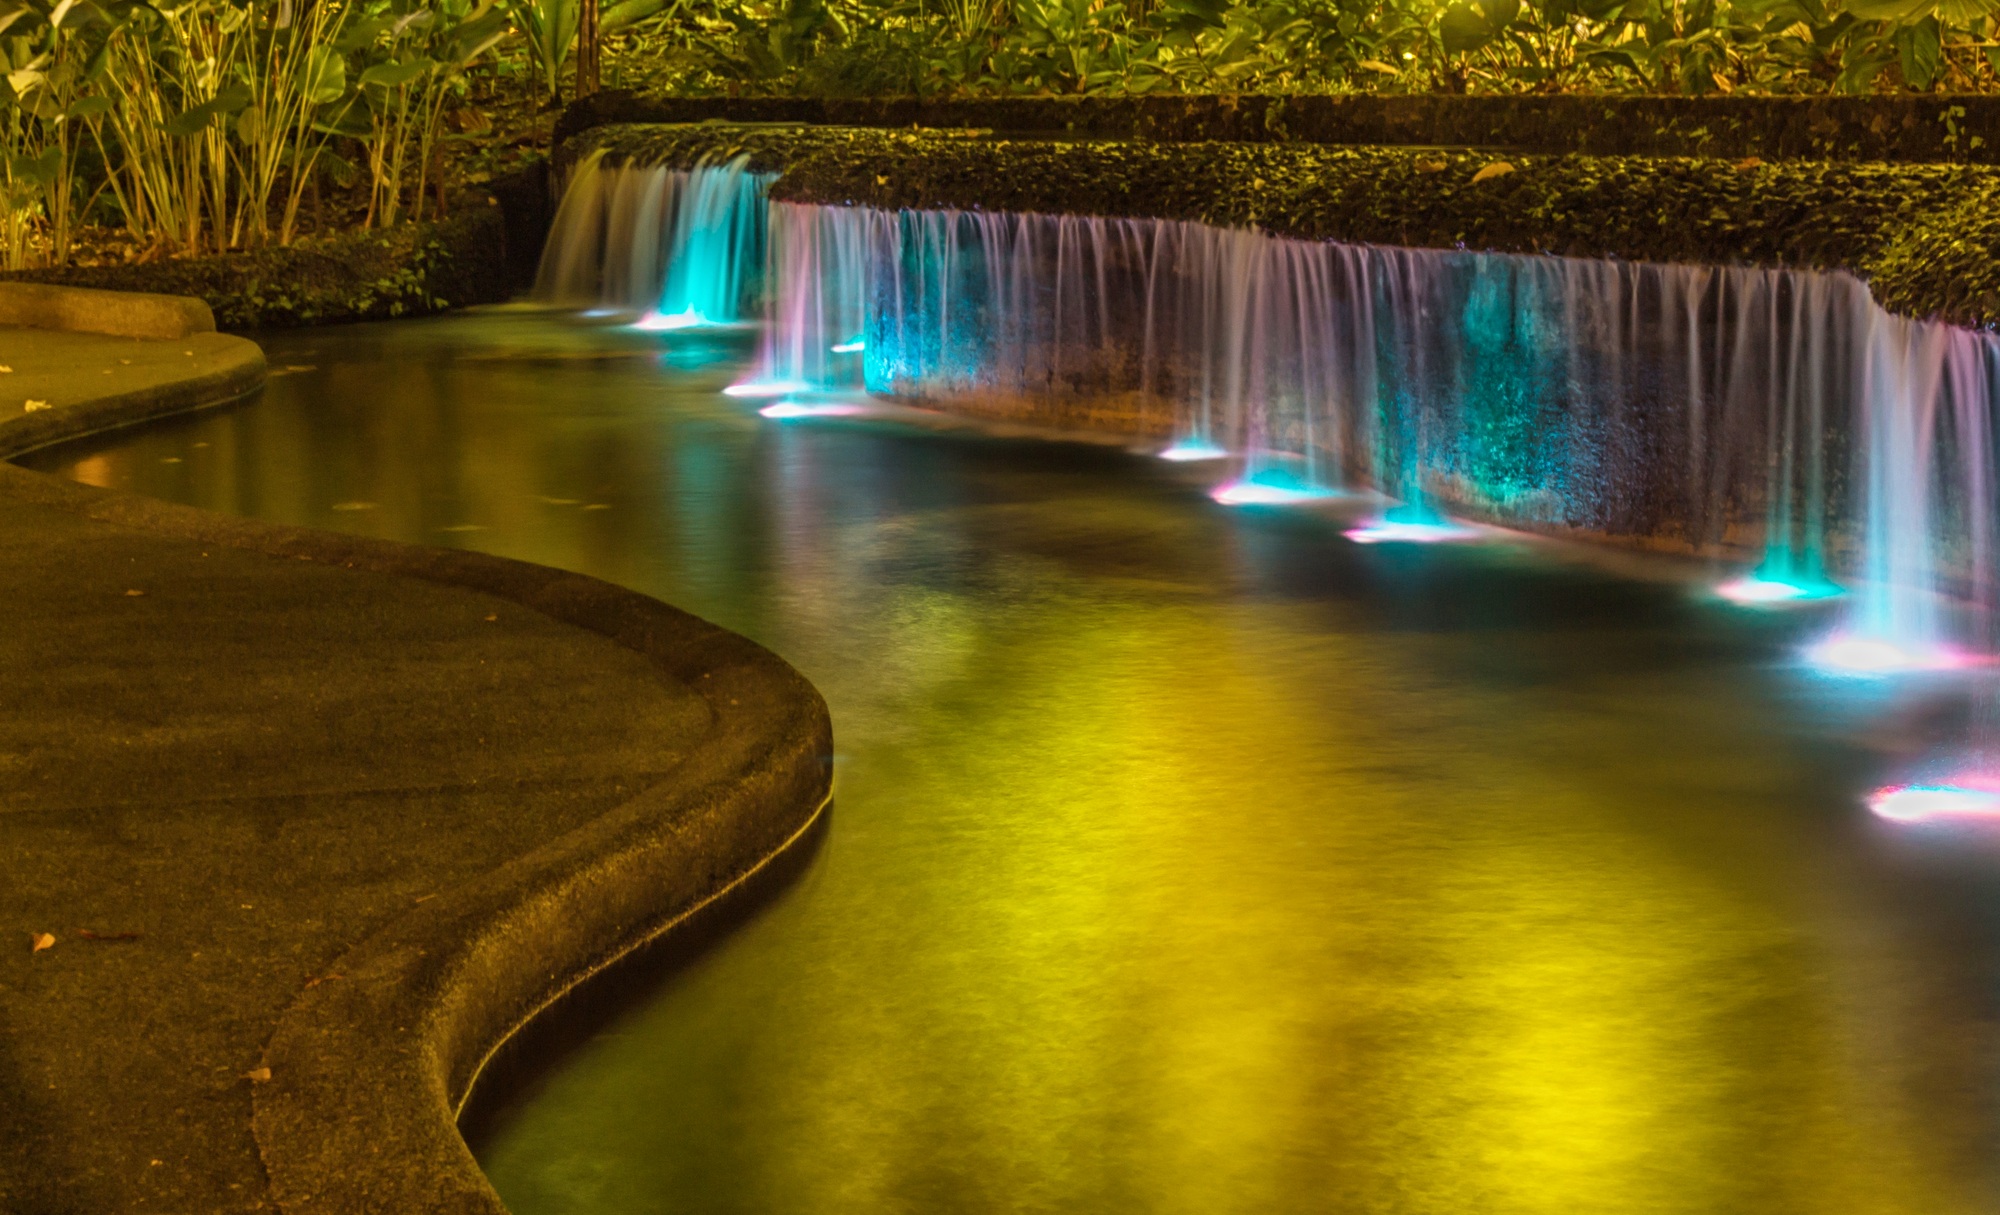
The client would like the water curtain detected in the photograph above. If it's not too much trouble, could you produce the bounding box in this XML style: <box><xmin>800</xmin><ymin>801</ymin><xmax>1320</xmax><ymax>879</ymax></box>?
<box><xmin>545</xmin><ymin>158</ymin><xmax>2000</xmax><ymax>662</ymax></box>
<box><xmin>534</xmin><ymin>150</ymin><xmax>772</xmax><ymax>326</ymax></box>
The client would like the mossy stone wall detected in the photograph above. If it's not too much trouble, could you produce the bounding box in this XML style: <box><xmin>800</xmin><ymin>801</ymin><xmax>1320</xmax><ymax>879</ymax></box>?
<box><xmin>0</xmin><ymin>197</ymin><xmax>528</xmax><ymax>333</ymax></box>
<box><xmin>560</xmin><ymin>90</ymin><xmax>2000</xmax><ymax>165</ymax></box>
<box><xmin>572</xmin><ymin>121</ymin><xmax>2000</xmax><ymax>327</ymax></box>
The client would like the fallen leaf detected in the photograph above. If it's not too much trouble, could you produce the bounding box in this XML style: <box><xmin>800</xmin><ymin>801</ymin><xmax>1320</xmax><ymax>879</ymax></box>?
<box><xmin>30</xmin><ymin>932</ymin><xmax>54</xmax><ymax>953</ymax></box>
<box><xmin>483</xmin><ymin>614</ymin><xmax>497</xmax><ymax>622</ymax></box>
<box><xmin>0</xmin><ymin>365</ymin><xmax>12</xmax><ymax>372</ymax></box>
<box><xmin>243</xmin><ymin>1067</ymin><xmax>271</xmax><ymax>1083</ymax></box>
<box><xmin>124</xmin><ymin>589</ymin><xmax>144</xmax><ymax>597</ymax></box>
<box><xmin>1417</xmin><ymin>159</ymin><xmax>1448</xmax><ymax>173</ymax></box>
<box><xmin>1736</xmin><ymin>156</ymin><xmax>1763</xmax><ymax>169</ymax></box>
<box><xmin>1471</xmin><ymin>161</ymin><xmax>1516</xmax><ymax>184</ymax></box>
<box><xmin>23</xmin><ymin>399</ymin><xmax>50</xmax><ymax>412</ymax></box>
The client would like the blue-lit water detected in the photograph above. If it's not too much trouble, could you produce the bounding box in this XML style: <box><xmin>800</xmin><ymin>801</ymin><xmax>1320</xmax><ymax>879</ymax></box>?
<box><xmin>541</xmin><ymin>156</ymin><xmax>2000</xmax><ymax>668</ymax></box>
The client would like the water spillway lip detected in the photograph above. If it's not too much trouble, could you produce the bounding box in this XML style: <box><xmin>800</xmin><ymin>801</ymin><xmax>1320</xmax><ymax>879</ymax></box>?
<box><xmin>1342</xmin><ymin>516</ymin><xmax>1486</xmax><ymax>545</ymax></box>
<box><xmin>1158</xmin><ymin>440</ymin><xmax>1230</xmax><ymax>462</ymax></box>
<box><xmin>1868</xmin><ymin>781</ymin><xmax>2000</xmax><ymax>824</ymax></box>
<box><xmin>1715</xmin><ymin>575</ymin><xmax>1846</xmax><ymax>605</ymax></box>
<box><xmin>1801</xmin><ymin>633</ymin><xmax>1980</xmax><ymax>676</ymax></box>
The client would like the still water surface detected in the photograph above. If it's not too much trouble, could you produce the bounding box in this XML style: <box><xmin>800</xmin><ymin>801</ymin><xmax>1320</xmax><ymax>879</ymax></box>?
<box><xmin>25</xmin><ymin>310</ymin><xmax>2000</xmax><ymax>1214</ymax></box>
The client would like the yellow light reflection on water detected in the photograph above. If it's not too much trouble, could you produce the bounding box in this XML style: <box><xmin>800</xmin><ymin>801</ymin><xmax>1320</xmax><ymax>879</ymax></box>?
<box><xmin>31</xmin><ymin>315</ymin><xmax>1996</xmax><ymax>1215</ymax></box>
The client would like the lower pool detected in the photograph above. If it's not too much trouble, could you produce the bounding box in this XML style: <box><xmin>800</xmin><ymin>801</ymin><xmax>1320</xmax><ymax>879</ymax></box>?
<box><xmin>25</xmin><ymin>309</ymin><xmax>2000</xmax><ymax>1215</ymax></box>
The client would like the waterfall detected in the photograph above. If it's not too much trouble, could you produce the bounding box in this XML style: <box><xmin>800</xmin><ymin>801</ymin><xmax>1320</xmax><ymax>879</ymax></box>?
<box><xmin>542</xmin><ymin>167</ymin><xmax>2000</xmax><ymax>670</ymax></box>
<box><xmin>534</xmin><ymin>151</ymin><xmax>771</xmax><ymax>327</ymax></box>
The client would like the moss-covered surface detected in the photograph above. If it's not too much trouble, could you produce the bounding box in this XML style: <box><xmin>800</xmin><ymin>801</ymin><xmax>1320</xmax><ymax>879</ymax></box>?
<box><xmin>0</xmin><ymin>205</ymin><xmax>515</xmax><ymax>332</ymax></box>
<box><xmin>559</xmin><ymin>89</ymin><xmax>2000</xmax><ymax>166</ymax></box>
<box><xmin>573</xmin><ymin>121</ymin><xmax>2000</xmax><ymax>327</ymax></box>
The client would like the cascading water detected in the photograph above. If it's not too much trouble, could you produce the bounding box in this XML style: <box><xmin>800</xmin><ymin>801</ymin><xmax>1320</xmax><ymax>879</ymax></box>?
<box><xmin>539</xmin><ymin>170</ymin><xmax>2000</xmax><ymax>673</ymax></box>
<box><xmin>534</xmin><ymin>151</ymin><xmax>770</xmax><ymax>328</ymax></box>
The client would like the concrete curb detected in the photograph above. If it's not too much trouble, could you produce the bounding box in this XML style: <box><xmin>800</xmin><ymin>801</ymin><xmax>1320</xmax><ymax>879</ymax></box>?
<box><xmin>0</xmin><ymin>330</ymin><xmax>266</xmax><ymax>459</ymax></box>
<box><xmin>0</xmin><ymin>280</ymin><xmax>217</xmax><ymax>340</ymax></box>
<box><xmin>1</xmin><ymin>323</ymin><xmax>834</xmax><ymax>1215</ymax></box>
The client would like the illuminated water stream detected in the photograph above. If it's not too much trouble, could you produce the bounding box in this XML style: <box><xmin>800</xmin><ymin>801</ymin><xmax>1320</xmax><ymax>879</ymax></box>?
<box><xmin>23</xmin><ymin>312</ymin><xmax>2000</xmax><ymax>1214</ymax></box>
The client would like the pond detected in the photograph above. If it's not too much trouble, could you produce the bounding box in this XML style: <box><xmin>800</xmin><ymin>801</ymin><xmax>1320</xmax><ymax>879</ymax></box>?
<box><xmin>24</xmin><ymin>309</ymin><xmax>2000</xmax><ymax>1215</ymax></box>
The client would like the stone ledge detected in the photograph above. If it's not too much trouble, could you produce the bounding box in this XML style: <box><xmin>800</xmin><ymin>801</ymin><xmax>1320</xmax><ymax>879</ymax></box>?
<box><xmin>0</xmin><ymin>281</ymin><xmax>215</xmax><ymax>340</ymax></box>
<box><xmin>0</xmin><ymin>322</ymin><xmax>833</xmax><ymax>1215</ymax></box>
<box><xmin>558</xmin><ymin>90</ymin><xmax>2000</xmax><ymax>165</ymax></box>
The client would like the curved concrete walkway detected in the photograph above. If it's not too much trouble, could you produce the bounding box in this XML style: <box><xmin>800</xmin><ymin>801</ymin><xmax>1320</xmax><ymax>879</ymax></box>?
<box><xmin>0</xmin><ymin>296</ymin><xmax>832</xmax><ymax>1214</ymax></box>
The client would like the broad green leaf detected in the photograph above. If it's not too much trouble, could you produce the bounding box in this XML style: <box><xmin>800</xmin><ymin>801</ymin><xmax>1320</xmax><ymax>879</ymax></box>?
<box><xmin>334</xmin><ymin>16</ymin><xmax>393</xmax><ymax>51</ymax></box>
<box><xmin>234</xmin><ymin>101</ymin><xmax>264</xmax><ymax>143</ymax></box>
<box><xmin>1441</xmin><ymin>0</ymin><xmax>1501</xmax><ymax>53</ymax></box>
<box><xmin>311</xmin><ymin>94</ymin><xmax>372</xmax><ymax>136</ymax></box>
<box><xmin>1835</xmin><ymin>44</ymin><xmax>1894</xmax><ymax>89</ymax></box>
<box><xmin>442</xmin><ymin>10</ymin><xmax>510</xmax><ymax>64</ymax></box>
<box><xmin>163</xmin><ymin>81</ymin><xmax>252</xmax><ymax>137</ymax></box>
<box><xmin>1896</xmin><ymin>15</ymin><xmax>1939</xmax><ymax>86</ymax></box>
<box><xmin>299</xmin><ymin>44</ymin><xmax>347</xmax><ymax>103</ymax></box>
<box><xmin>359</xmin><ymin>56</ymin><xmax>434</xmax><ymax>87</ymax></box>
<box><xmin>9</xmin><ymin>146</ymin><xmax>61</xmax><ymax>184</ymax></box>
<box><xmin>1583</xmin><ymin>45</ymin><xmax>1647</xmax><ymax>71</ymax></box>
<box><xmin>602</xmin><ymin>0</ymin><xmax>668</xmax><ymax>30</ymax></box>
<box><xmin>62</xmin><ymin>92</ymin><xmax>110</xmax><ymax>118</ymax></box>
<box><xmin>1932</xmin><ymin>0</ymin><xmax>1998</xmax><ymax>21</ymax></box>
<box><xmin>1843</xmin><ymin>0</ymin><xmax>1932</xmax><ymax>19</ymax></box>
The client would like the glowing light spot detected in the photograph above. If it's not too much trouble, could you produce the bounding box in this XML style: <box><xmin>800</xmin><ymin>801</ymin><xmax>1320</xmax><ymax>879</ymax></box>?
<box><xmin>831</xmin><ymin>339</ymin><xmax>866</xmax><ymax>353</ymax></box>
<box><xmin>632</xmin><ymin>307</ymin><xmax>708</xmax><ymax>332</ymax></box>
<box><xmin>1159</xmin><ymin>441</ymin><xmax>1230</xmax><ymax>462</ymax></box>
<box><xmin>1211</xmin><ymin>472</ymin><xmax>1336</xmax><ymax>507</ymax></box>
<box><xmin>581</xmin><ymin>309</ymin><xmax>620</xmax><ymax>318</ymax></box>
<box><xmin>723</xmin><ymin>380</ymin><xmax>812</xmax><ymax>398</ymax></box>
<box><xmin>1803</xmin><ymin>633</ymin><xmax>1971</xmax><ymax>675</ymax></box>
<box><xmin>1716</xmin><ymin>575</ymin><xmax>1844</xmax><ymax>604</ymax></box>
<box><xmin>1343</xmin><ymin>517</ymin><xmax>1483</xmax><ymax>545</ymax></box>
<box><xmin>1869</xmin><ymin>782</ymin><xmax>2000</xmax><ymax>823</ymax></box>
<box><xmin>759</xmin><ymin>400</ymin><xmax>866</xmax><ymax>419</ymax></box>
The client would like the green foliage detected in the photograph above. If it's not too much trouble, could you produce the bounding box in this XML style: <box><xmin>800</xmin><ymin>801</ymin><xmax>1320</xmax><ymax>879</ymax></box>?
<box><xmin>593</xmin><ymin>0</ymin><xmax>2000</xmax><ymax>98</ymax></box>
<box><xmin>0</xmin><ymin>0</ymin><xmax>506</xmax><ymax>269</ymax></box>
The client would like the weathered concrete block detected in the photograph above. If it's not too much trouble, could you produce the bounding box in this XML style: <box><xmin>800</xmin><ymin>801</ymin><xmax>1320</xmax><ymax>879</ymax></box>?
<box><xmin>0</xmin><ymin>281</ymin><xmax>215</xmax><ymax>340</ymax></box>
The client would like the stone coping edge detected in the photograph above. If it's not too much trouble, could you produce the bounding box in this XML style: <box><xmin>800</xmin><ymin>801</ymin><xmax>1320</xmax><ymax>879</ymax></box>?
<box><xmin>0</xmin><ymin>281</ymin><xmax>217</xmax><ymax>340</ymax></box>
<box><xmin>0</xmin><ymin>334</ymin><xmax>267</xmax><ymax>460</ymax></box>
<box><xmin>0</xmin><ymin>336</ymin><xmax>836</xmax><ymax>1215</ymax></box>
<box><xmin>558</xmin><ymin>89</ymin><xmax>2000</xmax><ymax>166</ymax></box>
